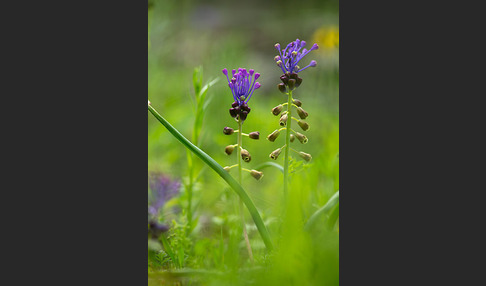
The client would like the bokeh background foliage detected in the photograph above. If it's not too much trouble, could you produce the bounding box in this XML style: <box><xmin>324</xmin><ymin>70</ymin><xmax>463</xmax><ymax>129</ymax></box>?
<box><xmin>148</xmin><ymin>0</ymin><xmax>339</xmax><ymax>285</ymax></box>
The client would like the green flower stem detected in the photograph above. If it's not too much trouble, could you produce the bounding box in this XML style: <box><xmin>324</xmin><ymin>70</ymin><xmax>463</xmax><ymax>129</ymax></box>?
<box><xmin>148</xmin><ymin>104</ymin><xmax>273</xmax><ymax>251</ymax></box>
<box><xmin>238</xmin><ymin>118</ymin><xmax>254</xmax><ymax>261</ymax></box>
<box><xmin>283</xmin><ymin>90</ymin><xmax>293</xmax><ymax>199</ymax></box>
<box><xmin>185</xmin><ymin>149</ymin><xmax>194</xmax><ymax>233</ymax></box>
<box><xmin>304</xmin><ymin>191</ymin><xmax>340</xmax><ymax>231</ymax></box>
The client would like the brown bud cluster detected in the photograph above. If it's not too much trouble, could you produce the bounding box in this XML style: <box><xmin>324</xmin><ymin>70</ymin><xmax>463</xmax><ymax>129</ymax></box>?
<box><xmin>229</xmin><ymin>101</ymin><xmax>251</xmax><ymax>121</ymax></box>
<box><xmin>278</xmin><ymin>72</ymin><xmax>303</xmax><ymax>91</ymax></box>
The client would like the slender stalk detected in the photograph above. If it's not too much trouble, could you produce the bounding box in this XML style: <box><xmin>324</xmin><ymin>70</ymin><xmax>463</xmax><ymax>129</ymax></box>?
<box><xmin>237</xmin><ymin>118</ymin><xmax>254</xmax><ymax>261</ymax></box>
<box><xmin>148</xmin><ymin>104</ymin><xmax>273</xmax><ymax>251</ymax></box>
<box><xmin>283</xmin><ymin>90</ymin><xmax>293</xmax><ymax>199</ymax></box>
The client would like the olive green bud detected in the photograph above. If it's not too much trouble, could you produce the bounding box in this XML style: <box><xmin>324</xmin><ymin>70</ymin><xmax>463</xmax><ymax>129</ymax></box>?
<box><xmin>298</xmin><ymin>152</ymin><xmax>312</xmax><ymax>162</ymax></box>
<box><xmin>269</xmin><ymin>147</ymin><xmax>283</xmax><ymax>160</ymax></box>
<box><xmin>296</xmin><ymin>107</ymin><xmax>308</xmax><ymax>119</ymax></box>
<box><xmin>249</xmin><ymin>131</ymin><xmax>260</xmax><ymax>140</ymax></box>
<box><xmin>223</xmin><ymin>127</ymin><xmax>234</xmax><ymax>135</ymax></box>
<box><xmin>223</xmin><ymin>166</ymin><xmax>231</xmax><ymax>172</ymax></box>
<box><xmin>267</xmin><ymin>129</ymin><xmax>280</xmax><ymax>142</ymax></box>
<box><xmin>298</xmin><ymin>120</ymin><xmax>309</xmax><ymax>131</ymax></box>
<box><xmin>295</xmin><ymin>132</ymin><xmax>308</xmax><ymax>144</ymax></box>
<box><xmin>277</xmin><ymin>83</ymin><xmax>287</xmax><ymax>94</ymax></box>
<box><xmin>272</xmin><ymin>105</ymin><xmax>283</xmax><ymax>116</ymax></box>
<box><xmin>250</xmin><ymin>170</ymin><xmax>264</xmax><ymax>180</ymax></box>
<box><xmin>279</xmin><ymin>113</ymin><xmax>288</xmax><ymax>127</ymax></box>
<box><xmin>225</xmin><ymin>145</ymin><xmax>235</xmax><ymax>155</ymax></box>
<box><xmin>290</xmin><ymin>134</ymin><xmax>295</xmax><ymax>142</ymax></box>
<box><xmin>293</xmin><ymin>99</ymin><xmax>302</xmax><ymax>107</ymax></box>
<box><xmin>241</xmin><ymin>149</ymin><xmax>251</xmax><ymax>162</ymax></box>
<box><xmin>287</xmin><ymin>79</ymin><xmax>296</xmax><ymax>90</ymax></box>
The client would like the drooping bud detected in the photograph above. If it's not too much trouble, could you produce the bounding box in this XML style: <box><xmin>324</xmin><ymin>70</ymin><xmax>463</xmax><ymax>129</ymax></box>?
<box><xmin>298</xmin><ymin>120</ymin><xmax>309</xmax><ymax>131</ymax></box>
<box><xmin>272</xmin><ymin>105</ymin><xmax>283</xmax><ymax>116</ymax></box>
<box><xmin>240</xmin><ymin>110</ymin><xmax>248</xmax><ymax>121</ymax></box>
<box><xmin>279</xmin><ymin>113</ymin><xmax>288</xmax><ymax>127</ymax></box>
<box><xmin>250</xmin><ymin>170</ymin><xmax>264</xmax><ymax>180</ymax></box>
<box><xmin>241</xmin><ymin>149</ymin><xmax>251</xmax><ymax>162</ymax></box>
<box><xmin>287</xmin><ymin>79</ymin><xmax>296</xmax><ymax>90</ymax></box>
<box><xmin>269</xmin><ymin>147</ymin><xmax>283</xmax><ymax>160</ymax></box>
<box><xmin>293</xmin><ymin>99</ymin><xmax>302</xmax><ymax>107</ymax></box>
<box><xmin>241</xmin><ymin>102</ymin><xmax>250</xmax><ymax>111</ymax></box>
<box><xmin>223</xmin><ymin>127</ymin><xmax>234</xmax><ymax>135</ymax></box>
<box><xmin>290</xmin><ymin>134</ymin><xmax>295</xmax><ymax>142</ymax></box>
<box><xmin>295</xmin><ymin>76</ymin><xmax>303</xmax><ymax>88</ymax></box>
<box><xmin>231</xmin><ymin>101</ymin><xmax>239</xmax><ymax>108</ymax></box>
<box><xmin>267</xmin><ymin>129</ymin><xmax>280</xmax><ymax>142</ymax></box>
<box><xmin>296</xmin><ymin>107</ymin><xmax>308</xmax><ymax>119</ymax></box>
<box><xmin>289</xmin><ymin>72</ymin><xmax>299</xmax><ymax>80</ymax></box>
<box><xmin>249</xmin><ymin>131</ymin><xmax>260</xmax><ymax>140</ymax></box>
<box><xmin>229</xmin><ymin>108</ymin><xmax>237</xmax><ymax>118</ymax></box>
<box><xmin>298</xmin><ymin>152</ymin><xmax>312</xmax><ymax>162</ymax></box>
<box><xmin>278</xmin><ymin>83</ymin><xmax>287</xmax><ymax>94</ymax></box>
<box><xmin>295</xmin><ymin>132</ymin><xmax>308</xmax><ymax>144</ymax></box>
<box><xmin>225</xmin><ymin>145</ymin><xmax>235</xmax><ymax>155</ymax></box>
<box><xmin>280</xmin><ymin>74</ymin><xmax>289</xmax><ymax>85</ymax></box>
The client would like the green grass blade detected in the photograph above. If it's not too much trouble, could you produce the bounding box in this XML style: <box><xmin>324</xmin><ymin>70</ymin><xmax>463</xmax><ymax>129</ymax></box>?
<box><xmin>148</xmin><ymin>104</ymin><xmax>274</xmax><ymax>251</ymax></box>
<box><xmin>304</xmin><ymin>190</ymin><xmax>339</xmax><ymax>231</ymax></box>
<box><xmin>253</xmin><ymin>161</ymin><xmax>284</xmax><ymax>174</ymax></box>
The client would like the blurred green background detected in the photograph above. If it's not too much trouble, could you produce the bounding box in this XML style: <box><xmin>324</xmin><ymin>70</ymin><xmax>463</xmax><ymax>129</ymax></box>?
<box><xmin>148</xmin><ymin>0</ymin><xmax>339</xmax><ymax>285</ymax></box>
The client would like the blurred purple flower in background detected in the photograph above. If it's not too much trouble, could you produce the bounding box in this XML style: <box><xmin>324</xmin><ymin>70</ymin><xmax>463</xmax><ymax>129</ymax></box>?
<box><xmin>148</xmin><ymin>172</ymin><xmax>181</xmax><ymax>237</ymax></box>
<box><xmin>274</xmin><ymin>39</ymin><xmax>318</xmax><ymax>74</ymax></box>
<box><xmin>148</xmin><ymin>172</ymin><xmax>181</xmax><ymax>218</ymax></box>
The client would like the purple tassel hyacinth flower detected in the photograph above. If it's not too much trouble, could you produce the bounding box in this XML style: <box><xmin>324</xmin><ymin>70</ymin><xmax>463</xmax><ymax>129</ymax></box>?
<box><xmin>222</xmin><ymin>68</ymin><xmax>261</xmax><ymax>121</ymax></box>
<box><xmin>148</xmin><ymin>172</ymin><xmax>181</xmax><ymax>237</ymax></box>
<box><xmin>274</xmin><ymin>39</ymin><xmax>318</xmax><ymax>74</ymax></box>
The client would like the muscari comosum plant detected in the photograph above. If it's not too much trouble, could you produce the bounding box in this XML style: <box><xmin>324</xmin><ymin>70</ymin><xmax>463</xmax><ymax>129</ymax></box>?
<box><xmin>267</xmin><ymin>38</ymin><xmax>318</xmax><ymax>199</ymax></box>
<box><xmin>221</xmin><ymin>67</ymin><xmax>262</xmax><ymax>261</ymax></box>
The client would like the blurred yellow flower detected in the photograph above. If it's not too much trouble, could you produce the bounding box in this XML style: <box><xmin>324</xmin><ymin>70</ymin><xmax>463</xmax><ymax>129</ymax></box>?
<box><xmin>312</xmin><ymin>26</ymin><xmax>339</xmax><ymax>50</ymax></box>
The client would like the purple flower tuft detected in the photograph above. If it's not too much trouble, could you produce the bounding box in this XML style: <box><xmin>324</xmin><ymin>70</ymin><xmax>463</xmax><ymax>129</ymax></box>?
<box><xmin>274</xmin><ymin>39</ymin><xmax>319</xmax><ymax>74</ymax></box>
<box><xmin>222</xmin><ymin>67</ymin><xmax>261</xmax><ymax>106</ymax></box>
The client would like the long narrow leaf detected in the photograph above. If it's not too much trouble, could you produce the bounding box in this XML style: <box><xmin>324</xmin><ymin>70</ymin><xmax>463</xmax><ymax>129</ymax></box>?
<box><xmin>304</xmin><ymin>191</ymin><xmax>339</xmax><ymax>231</ymax></box>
